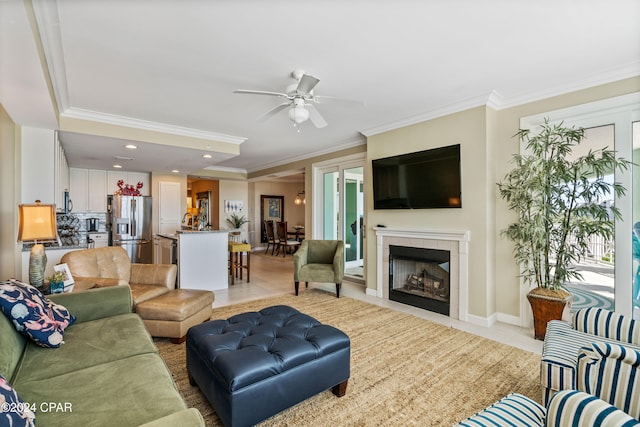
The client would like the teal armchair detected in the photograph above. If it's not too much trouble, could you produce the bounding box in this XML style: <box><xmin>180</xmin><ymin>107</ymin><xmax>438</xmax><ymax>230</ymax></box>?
<box><xmin>293</xmin><ymin>240</ymin><xmax>344</xmax><ymax>298</ymax></box>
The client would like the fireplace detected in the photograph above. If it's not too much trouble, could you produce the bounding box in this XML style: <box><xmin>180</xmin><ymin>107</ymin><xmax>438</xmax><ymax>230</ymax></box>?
<box><xmin>389</xmin><ymin>245</ymin><xmax>450</xmax><ymax>315</ymax></box>
<box><xmin>374</xmin><ymin>227</ymin><xmax>469</xmax><ymax>321</ymax></box>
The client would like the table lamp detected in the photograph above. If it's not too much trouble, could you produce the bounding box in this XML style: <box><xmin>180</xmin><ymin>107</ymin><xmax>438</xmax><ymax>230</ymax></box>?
<box><xmin>17</xmin><ymin>201</ymin><xmax>58</xmax><ymax>289</ymax></box>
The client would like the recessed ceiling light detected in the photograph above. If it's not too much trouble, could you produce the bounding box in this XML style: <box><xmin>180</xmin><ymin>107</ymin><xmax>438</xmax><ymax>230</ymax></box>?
<box><xmin>172</xmin><ymin>169</ymin><xmax>180</xmax><ymax>173</ymax></box>
<box><xmin>202</xmin><ymin>154</ymin><xmax>213</xmax><ymax>159</ymax></box>
<box><xmin>113</xmin><ymin>164</ymin><xmax>123</xmax><ymax>169</ymax></box>
<box><xmin>124</xmin><ymin>144</ymin><xmax>138</xmax><ymax>149</ymax></box>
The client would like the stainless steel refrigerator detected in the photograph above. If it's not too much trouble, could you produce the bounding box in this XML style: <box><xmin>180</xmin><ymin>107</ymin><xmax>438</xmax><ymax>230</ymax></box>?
<box><xmin>107</xmin><ymin>195</ymin><xmax>153</xmax><ymax>263</ymax></box>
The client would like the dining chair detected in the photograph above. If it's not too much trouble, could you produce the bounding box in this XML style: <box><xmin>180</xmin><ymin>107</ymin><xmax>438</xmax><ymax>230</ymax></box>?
<box><xmin>264</xmin><ymin>220</ymin><xmax>277</xmax><ymax>255</ymax></box>
<box><xmin>276</xmin><ymin>221</ymin><xmax>300</xmax><ymax>257</ymax></box>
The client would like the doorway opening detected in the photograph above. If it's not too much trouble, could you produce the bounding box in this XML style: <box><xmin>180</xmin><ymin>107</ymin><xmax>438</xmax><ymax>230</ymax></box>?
<box><xmin>315</xmin><ymin>155</ymin><xmax>365</xmax><ymax>282</ymax></box>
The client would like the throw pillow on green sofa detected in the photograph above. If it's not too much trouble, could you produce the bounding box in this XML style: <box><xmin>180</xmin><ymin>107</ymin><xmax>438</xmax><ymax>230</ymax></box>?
<box><xmin>0</xmin><ymin>372</ymin><xmax>35</xmax><ymax>426</ymax></box>
<box><xmin>0</xmin><ymin>280</ymin><xmax>75</xmax><ymax>348</ymax></box>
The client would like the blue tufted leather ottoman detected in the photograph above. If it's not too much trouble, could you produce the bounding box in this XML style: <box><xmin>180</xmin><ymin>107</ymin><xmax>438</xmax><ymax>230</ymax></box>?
<box><xmin>186</xmin><ymin>305</ymin><xmax>350</xmax><ymax>427</ymax></box>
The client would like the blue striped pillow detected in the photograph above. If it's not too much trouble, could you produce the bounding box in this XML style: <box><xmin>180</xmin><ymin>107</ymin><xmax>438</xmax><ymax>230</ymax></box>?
<box><xmin>573</xmin><ymin>308</ymin><xmax>640</xmax><ymax>345</ymax></box>
<box><xmin>546</xmin><ymin>390</ymin><xmax>639</xmax><ymax>426</ymax></box>
<box><xmin>577</xmin><ymin>342</ymin><xmax>640</xmax><ymax>420</ymax></box>
<box><xmin>454</xmin><ymin>393</ymin><xmax>545</xmax><ymax>426</ymax></box>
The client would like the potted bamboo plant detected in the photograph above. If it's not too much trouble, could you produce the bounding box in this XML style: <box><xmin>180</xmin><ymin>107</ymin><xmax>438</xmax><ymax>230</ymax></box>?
<box><xmin>498</xmin><ymin>119</ymin><xmax>629</xmax><ymax>340</ymax></box>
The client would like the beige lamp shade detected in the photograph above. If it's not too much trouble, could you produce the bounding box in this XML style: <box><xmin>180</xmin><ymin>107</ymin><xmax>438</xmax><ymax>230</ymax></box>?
<box><xmin>17</xmin><ymin>203</ymin><xmax>57</xmax><ymax>242</ymax></box>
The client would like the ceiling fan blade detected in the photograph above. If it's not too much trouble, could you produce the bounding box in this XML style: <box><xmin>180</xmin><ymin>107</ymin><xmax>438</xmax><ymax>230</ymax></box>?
<box><xmin>296</xmin><ymin>74</ymin><xmax>320</xmax><ymax>94</ymax></box>
<box><xmin>313</xmin><ymin>95</ymin><xmax>364</xmax><ymax>107</ymax></box>
<box><xmin>233</xmin><ymin>89</ymin><xmax>288</xmax><ymax>98</ymax></box>
<box><xmin>256</xmin><ymin>102</ymin><xmax>291</xmax><ymax>122</ymax></box>
<box><xmin>307</xmin><ymin>104</ymin><xmax>328</xmax><ymax>128</ymax></box>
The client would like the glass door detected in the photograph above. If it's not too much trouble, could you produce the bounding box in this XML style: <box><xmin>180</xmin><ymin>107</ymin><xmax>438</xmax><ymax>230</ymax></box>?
<box><xmin>344</xmin><ymin>167</ymin><xmax>364</xmax><ymax>271</ymax></box>
<box><xmin>633</xmin><ymin>121</ymin><xmax>640</xmax><ymax>319</ymax></box>
<box><xmin>562</xmin><ymin>125</ymin><xmax>616</xmax><ymax>312</ymax></box>
<box><xmin>318</xmin><ymin>161</ymin><xmax>365</xmax><ymax>280</ymax></box>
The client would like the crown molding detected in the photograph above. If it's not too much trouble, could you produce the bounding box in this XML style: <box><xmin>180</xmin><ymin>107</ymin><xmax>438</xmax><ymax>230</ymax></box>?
<box><xmin>361</xmin><ymin>91</ymin><xmax>502</xmax><ymax>137</ymax></box>
<box><xmin>496</xmin><ymin>62</ymin><xmax>640</xmax><ymax>110</ymax></box>
<box><xmin>362</xmin><ymin>64</ymin><xmax>640</xmax><ymax>138</ymax></box>
<box><xmin>62</xmin><ymin>107</ymin><xmax>247</xmax><ymax>144</ymax></box>
<box><xmin>245</xmin><ymin>134</ymin><xmax>366</xmax><ymax>173</ymax></box>
<box><xmin>201</xmin><ymin>165</ymin><xmax>248</xmax><ymax>174</ymax></box>
<box><xmin>32</xmin><ymin>0</ymin><xmax>69</xmax><ymax>114</ymax></box>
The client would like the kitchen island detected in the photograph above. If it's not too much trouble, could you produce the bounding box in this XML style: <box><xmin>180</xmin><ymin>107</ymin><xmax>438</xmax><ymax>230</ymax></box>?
<box><xmin>156</xmin><ymin>230</ymin><xmax>229</xmax><ymax>291</ymax></box>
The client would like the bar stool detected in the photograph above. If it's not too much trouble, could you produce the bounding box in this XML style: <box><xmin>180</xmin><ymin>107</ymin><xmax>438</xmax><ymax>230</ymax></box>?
<box><xmin>228</xmin><ymin>241</ymin><xmax>251</xmax><ymax>285</ymax></box>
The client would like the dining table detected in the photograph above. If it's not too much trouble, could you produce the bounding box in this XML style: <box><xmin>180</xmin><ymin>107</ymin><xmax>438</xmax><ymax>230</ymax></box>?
<box><xmin>287</xmin><ymin>227</ymin><xmax>305</xmax><ymax>242</ymax></box>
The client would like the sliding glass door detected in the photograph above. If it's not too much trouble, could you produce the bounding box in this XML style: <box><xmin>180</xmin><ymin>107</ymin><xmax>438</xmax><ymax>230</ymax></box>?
<box><xmin>316</xmin><ymin>159</ymin><xmax>365</xmax><ymax>280</ymax></box>
<box><xmin>632</xmin><ymin>120</ymin><xmax>640</xmax><ymax>319</ymax></box>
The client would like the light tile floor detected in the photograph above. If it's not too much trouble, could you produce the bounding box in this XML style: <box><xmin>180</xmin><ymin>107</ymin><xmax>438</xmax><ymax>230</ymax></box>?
<box><xmin>217</xmin><ymin>251</ymin><xmax>543</xmax><ymax>354</ymax></box>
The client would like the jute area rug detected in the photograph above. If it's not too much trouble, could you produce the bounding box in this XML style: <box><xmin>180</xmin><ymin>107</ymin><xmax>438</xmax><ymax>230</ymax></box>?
<box><xmin>155</xmin><ymin>290</ymin><xmax>541</xmax><ymax>426</ymax></box>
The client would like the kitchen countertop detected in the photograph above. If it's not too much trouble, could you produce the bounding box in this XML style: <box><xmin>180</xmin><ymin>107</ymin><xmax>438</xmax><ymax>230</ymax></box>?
<box><xmin>22</xmin><ymin>244</ymin><xmax>86</xmax><ymax>252</ymax></box>
<box><xmin>155</xmin><ymin>230</ymin><xmax>230</xmax><ymax>240</ymax></box>
<box><xmin>155</xmin><ymin>233</ymin><xmax>178</xmax><ymax>240</ymax></box>
<box><xmin>175</xmin><ymin>229</ymin><xmax>230</xmax><ymax>234</ymax></box>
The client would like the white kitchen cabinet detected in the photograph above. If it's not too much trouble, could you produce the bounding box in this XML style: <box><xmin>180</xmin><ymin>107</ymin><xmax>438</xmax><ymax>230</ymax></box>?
<box><xmin>107</xmin><ymin>171</ymin><xmax>149</xmax><ymax>196</ymax></box>
<box><xmin>69</xmin><ymin>168</ymin><xmax>89</xmax><ymax>212</ymax></box>
<box><xmin>159</xmin><ymin>181</ymin><xmax>181</xmax><ymax>235</ymax></box>
<box><xmin>88</xmin><ymin>169</ymin><xmax>107</xmax><ymax>212</ymax></box>
<box><xmin>127</xmin><ymin>172</ymin><xmax>150</xmax><ymax>196</ymax></box>
<box><xmin>107</xmin><ymin>171</ymin><xmax>127</xmax><ymax>194</ymax></box>
<box><xmin>21</xmin><ymin>127</ymin><xmax>55</xmax><ymax>204</ymax></box>
<box><xmin>54</xmin><ymin>134</ymin><xmax>69</xmax><ymax>211</ymax></box>
<box><xmin>69</xmin><ymin>168</ymin><xmax>108</xmax><ymax>212</ymax></box>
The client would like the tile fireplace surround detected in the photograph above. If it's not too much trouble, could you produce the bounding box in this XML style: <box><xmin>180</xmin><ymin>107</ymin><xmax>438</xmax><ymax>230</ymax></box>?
<box><xmin>373</xmin><ymin>227</ymin><xmax>470</xmax><ymax>321</ymax></box>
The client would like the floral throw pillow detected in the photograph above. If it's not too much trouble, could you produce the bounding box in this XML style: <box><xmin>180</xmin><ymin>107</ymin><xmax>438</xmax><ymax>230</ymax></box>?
<box><xmin>0</xmin><ymin>280</ymin><xmax>76</xmax><ymax>348</ymax></box>
<box><xmin>0</xmin><ymin>373</ymin><xmax>35</xmax><ymax>426</ymax></box>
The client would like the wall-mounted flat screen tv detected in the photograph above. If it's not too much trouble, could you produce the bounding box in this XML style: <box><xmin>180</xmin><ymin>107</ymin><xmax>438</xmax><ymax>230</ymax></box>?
<box><xmin>372</xmin><ymin>144</ymin><xmax>461</xmax><ymax>209</ymax></box>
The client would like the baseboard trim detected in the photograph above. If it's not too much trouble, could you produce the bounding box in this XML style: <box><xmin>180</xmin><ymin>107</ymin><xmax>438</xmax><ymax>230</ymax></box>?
<box><xmin>496</xmin><ymin>312</ymin><xmax>522</xmax><ymax>327</ymax></box>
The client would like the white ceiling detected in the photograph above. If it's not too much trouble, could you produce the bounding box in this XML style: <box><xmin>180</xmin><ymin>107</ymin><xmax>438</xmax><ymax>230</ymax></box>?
<box><xmin>1</xmin><ymin>0</ymin><xmax>639</xmax><ymax>175</ymax></box>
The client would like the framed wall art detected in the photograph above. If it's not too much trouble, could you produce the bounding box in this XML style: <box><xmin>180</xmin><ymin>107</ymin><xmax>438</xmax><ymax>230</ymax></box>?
<box><xmin>225</xmin><ymin>200</ymin><xmax>244</xmax><ymax>213</ymax></box>
<box><xmin>260</xmin><ymin>195</ymin><xmax>284</xmax><ymax>242</ymax></box>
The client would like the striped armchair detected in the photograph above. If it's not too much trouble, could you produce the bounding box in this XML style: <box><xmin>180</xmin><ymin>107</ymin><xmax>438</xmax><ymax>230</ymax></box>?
<box><xmin>454</xmin><ymin>391</ymin><xmax>639</xmax><ymax>426</ymax></box>
<box><xmin>541</xmin><ymin>307</ymin><xmax>640</xmax><ymax>405</ymax></box>
<box><xmin>454</xmin><ymin>342</ymin><xmax>640</xmax><ymax>426</ymax></box>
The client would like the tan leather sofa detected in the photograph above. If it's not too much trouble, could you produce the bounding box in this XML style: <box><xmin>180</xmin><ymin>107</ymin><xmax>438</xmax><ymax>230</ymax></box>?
<box><xmin>61</xmin><ymin>246</ymin><xmax>214</xmax><ymax>343</ymax></box>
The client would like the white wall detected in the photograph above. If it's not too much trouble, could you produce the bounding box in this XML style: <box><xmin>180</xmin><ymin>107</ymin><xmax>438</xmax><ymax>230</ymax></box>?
<box><xmin>0</xmin><ymin>105</ymin><xmax>20</xmax><ymax>278</ymax></box>
<box><xmin>219</xmin><ymin>179</ymin><xmax>249</xmax><ymax>242</ymax></box>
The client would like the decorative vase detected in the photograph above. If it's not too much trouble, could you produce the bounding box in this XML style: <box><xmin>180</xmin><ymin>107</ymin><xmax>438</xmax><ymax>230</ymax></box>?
<box><xmin>49</xmin><ymin>281</ymin><xmax>64</xmax><ymax>294</ymax></box>
<box><xmin>29</xmin><ymin>244</ymin><xmax>47</xmax><ymax>290</ymax></box>
<box><xmin>527</xmin><ymin>289</ymin><xmax>572</xmax><ymax>340</ymax></box>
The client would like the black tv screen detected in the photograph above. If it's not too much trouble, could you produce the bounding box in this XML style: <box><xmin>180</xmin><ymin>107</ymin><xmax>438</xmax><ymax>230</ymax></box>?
<box><xmin>372</xmin><ymin>144</ymin><xmax>461</xmax><ymax>209</ymax></box>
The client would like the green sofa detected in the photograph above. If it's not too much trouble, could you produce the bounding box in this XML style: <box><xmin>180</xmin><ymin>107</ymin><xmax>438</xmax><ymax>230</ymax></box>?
<box><xmin>0</xmin><ymin>285</ymin><xmax>204</xmax><ymax>427</ymax></box>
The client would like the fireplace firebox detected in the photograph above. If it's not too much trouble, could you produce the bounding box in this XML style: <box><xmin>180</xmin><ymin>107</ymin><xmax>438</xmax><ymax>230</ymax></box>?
<box><xmin>389</xmin><ymin>245</ymin><xmax>450</xmax><ymax>315</ymax></box>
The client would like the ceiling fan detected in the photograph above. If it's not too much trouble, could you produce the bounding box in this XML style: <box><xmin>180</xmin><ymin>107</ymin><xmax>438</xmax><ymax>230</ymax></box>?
<box><xmin>233</xmin><ymin>70</ymin><xmax>361</xmax><ymax>129</ymax></box>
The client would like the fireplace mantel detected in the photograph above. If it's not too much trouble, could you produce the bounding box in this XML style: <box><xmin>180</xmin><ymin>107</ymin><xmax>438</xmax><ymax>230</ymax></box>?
<box><xmin>373</xmin><ymin>227</ymin><xmax>470</xmax><ymax>321</ymax></box>
<box><xmin>373</xmin><ymin>227</ymin><xmax>470</xmax><ymax>242</ymax></box>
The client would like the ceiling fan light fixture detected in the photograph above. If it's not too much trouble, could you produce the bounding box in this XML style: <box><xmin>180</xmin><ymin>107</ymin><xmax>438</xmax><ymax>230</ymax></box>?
<box><xmin>288</xmin><ymin>105</ymin><xmax>309</xmax><ymax>124</ymax></box>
